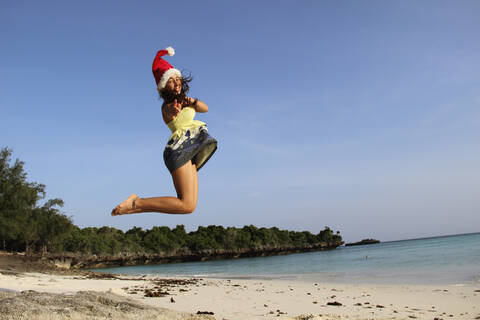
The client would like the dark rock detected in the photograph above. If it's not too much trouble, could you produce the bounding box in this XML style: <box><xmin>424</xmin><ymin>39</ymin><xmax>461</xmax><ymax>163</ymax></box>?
<box><xmin>197</xmin><ymin>311</ymin><xmax>214</xmax><ymax>315</ymax></box>
<box><xmin>327</xmin><ymin>301</ymin><xmax>342</xmax><ymax>306</ymax></box>
<box><xmin>345</xmin><ymin>239</ymin><xmax>380</xmax><ymax>246</ymax></box>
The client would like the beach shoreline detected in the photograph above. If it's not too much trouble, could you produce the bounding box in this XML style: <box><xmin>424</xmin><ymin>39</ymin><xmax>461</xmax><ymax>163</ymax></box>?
<box><xmin>1</xmin><ymin>253</ymin><xmax>479</xmax><ymax>320</ymax></box>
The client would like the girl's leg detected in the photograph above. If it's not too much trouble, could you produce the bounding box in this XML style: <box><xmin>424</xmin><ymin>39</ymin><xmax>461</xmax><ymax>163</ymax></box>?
<box><xmin>111</xmin><ymin>161</ymin><xmax>198</xmax><ymax>215</ymax></box>
<box><xmin>192</xmin><ymin>162</ymin><xmax>198</xmax><ymax>209</ymax></box>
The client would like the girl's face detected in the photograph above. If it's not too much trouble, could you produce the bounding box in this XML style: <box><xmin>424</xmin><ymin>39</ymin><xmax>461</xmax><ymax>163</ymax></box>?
<box><xmin>165</xmin><ymin>76</ymin><xmax>182</xmax><ymax>95</ymax></box>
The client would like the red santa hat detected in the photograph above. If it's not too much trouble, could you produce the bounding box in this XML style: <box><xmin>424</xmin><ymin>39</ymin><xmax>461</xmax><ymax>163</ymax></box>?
<box><xmin>152</xmin><ymin>47</ymin><xmax>181</xmax><ymax>90</ymax></box>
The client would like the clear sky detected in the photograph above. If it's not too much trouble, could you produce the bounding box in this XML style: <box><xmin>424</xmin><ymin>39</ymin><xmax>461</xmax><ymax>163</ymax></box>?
<box><xmin>2</xmin><ymin>0</ymin><xmax>479</xmax><ymax>242</ymax></box>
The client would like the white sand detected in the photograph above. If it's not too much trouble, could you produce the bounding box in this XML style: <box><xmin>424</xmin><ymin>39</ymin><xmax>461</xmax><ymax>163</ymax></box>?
<box><xmin>1</xmin><ymin>272</ymin><xmax>479</xmax><ymax>319</ymax></box>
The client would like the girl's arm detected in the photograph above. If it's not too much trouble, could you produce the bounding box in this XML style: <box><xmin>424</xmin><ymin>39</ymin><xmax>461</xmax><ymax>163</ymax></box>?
<box><xmin>186</xmin><ymin>97</ymin><xmax>208</xmax><ymax>113</ymax></box>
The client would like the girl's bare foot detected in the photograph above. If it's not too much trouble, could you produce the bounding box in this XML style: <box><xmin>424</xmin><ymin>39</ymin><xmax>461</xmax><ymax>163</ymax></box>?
<box><xmin>111</xmin><ymin>194</ymin><xmax>139</xmax><ymax>216</ymax></box>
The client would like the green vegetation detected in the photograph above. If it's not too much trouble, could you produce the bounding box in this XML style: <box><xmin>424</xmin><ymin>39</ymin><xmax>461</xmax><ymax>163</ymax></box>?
<box><xmin>0</xmin><ymin>147</ymin><xmax>74</xmax><ymax>253</ymax></box>
<box><xmin>0</xmin><ymin>147</ymin><xmax>342</xmax><ymax>257</ymax></box>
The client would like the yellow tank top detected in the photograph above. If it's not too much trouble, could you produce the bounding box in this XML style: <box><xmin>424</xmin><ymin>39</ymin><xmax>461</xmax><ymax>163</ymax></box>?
<box><xmin>166</xmin><ymin>107</ymin><xmax>206</xmax><ymax>140</ymax></box>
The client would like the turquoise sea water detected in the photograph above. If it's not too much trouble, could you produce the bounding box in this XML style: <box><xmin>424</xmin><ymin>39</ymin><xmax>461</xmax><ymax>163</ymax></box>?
<box><xmin>91</xmin><ymin>232</ymin><xmax>480</xmax><ymax>285</ymax></box>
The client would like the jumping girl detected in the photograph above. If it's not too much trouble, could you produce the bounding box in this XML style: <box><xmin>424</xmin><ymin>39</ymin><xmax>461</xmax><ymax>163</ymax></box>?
<box><xmin>111</xmin><ymin>47</ymin><xmax>217</xmax><ymax>216</ymax></box>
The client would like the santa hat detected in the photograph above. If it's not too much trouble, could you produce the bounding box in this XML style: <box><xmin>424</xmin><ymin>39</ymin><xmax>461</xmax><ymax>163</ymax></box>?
<box><xmin>152</xmin><ymin>47</ymin><xmax>181</xmax><ymax>90</ymax></box>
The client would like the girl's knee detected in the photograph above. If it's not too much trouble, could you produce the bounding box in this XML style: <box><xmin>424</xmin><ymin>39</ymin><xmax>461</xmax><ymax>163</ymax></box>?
<box><xmin>181</xmin><ymin>200</ymin><xmax>196</xmax><ymax>214</ymax></box>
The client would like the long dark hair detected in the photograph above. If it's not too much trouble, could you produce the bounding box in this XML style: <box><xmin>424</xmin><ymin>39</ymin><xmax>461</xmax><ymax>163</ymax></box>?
<box><xmin>158</xmin><ymin>71</ymin><xmax>193</xmax><ymax>105</ymax></box>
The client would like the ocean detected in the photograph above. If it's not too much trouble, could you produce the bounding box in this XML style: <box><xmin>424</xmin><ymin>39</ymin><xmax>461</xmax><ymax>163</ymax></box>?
<box><xmin>90</xmin><ymin>232</ymin><xmax>480</xmax><ymax>285</ymax></box>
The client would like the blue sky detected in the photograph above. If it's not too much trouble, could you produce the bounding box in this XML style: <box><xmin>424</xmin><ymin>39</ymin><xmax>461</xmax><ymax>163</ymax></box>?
<box><xmin>1</xmin><ymin>0</ymin><xmax>479</xmax><ymax>242</ymax></box>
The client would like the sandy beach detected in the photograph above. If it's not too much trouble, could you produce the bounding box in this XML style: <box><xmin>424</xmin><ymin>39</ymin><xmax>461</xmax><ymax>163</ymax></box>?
<box><xmin>1</xmin><ymin>267</ymin><xmax>479</xmax><ymax>320</ymax></box>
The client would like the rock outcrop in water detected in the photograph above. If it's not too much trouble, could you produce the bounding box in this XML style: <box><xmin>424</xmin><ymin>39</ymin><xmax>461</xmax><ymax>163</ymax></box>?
<box><xmin>344</xmin><ymin>239</ymin><xmax>380</xmax><ymax>246</ymax></box>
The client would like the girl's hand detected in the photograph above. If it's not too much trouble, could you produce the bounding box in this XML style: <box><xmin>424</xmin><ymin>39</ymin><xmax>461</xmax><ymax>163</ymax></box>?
<box><xmin>164</xmin><ymin>99</ymin><xmax>182</xmax><ymax>119</ymax></box>
<box><xmin>182</xmin><ymin>97</ymin><xmax>195</xmax><ymax>106</ymax></box>
<box><xmin>184</xmin><ymin>97</ymin><xmax>208</xmax><ymax>113</ymax></box>
<box><xmin>185</xmin><ymin>97</ymin><xmax>208</xmax><ymax>113</ymax></box>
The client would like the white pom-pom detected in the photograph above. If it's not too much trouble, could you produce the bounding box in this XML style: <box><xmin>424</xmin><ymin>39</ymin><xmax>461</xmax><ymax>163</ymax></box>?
<box><xmin>166</xmin><ymin>47</ymin><xmax>175</xmax><ymax>56</ymax></box>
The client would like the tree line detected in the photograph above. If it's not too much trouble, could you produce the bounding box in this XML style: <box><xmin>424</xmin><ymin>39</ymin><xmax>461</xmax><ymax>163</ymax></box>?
<box><xmin>0</xmin><ymin>147</ymin><xmax>342</xmax><ymax>256</ymax></box>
